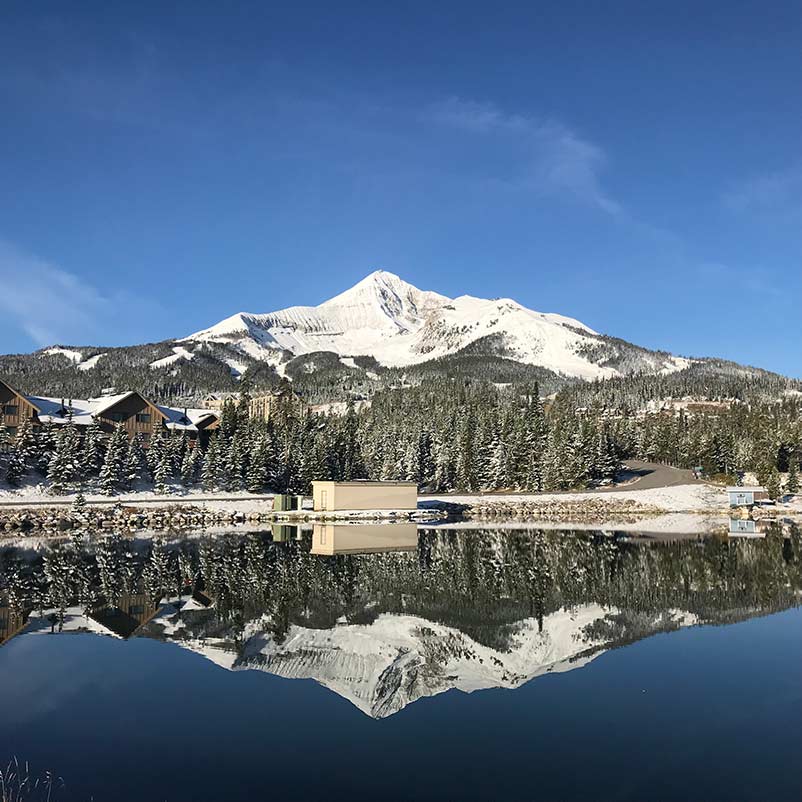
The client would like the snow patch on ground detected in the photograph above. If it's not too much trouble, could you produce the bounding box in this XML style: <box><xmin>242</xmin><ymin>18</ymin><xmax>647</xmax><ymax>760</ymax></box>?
<box><xmin>42</xmin><ymin>347</ymin><xmax>83</xmax><ymax>363</ymax></box>
<box><xmin>224</xmin><ymin>357</ymin><xmax>248</xmax><ymax>378</ymax></box>
<box><xmin>77</xmin><ymin>353</ymin><xmax>105</xmax><ymax>371</ymax></box>
<box><xmin>150</xmin><ymin>346</ymin><xmax>195</xmax><ymax>369</ymax></box>
<box><xmin>427</xmin><ymin>483</ymin><xmax>725</xmax><ymax>513</ymax></box>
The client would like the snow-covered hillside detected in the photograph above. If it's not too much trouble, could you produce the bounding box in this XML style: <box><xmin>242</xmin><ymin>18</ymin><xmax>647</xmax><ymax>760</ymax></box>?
<box><xmin>183</xmin><ymin>270</ymin><xmax>690</xmax><ymax>380</ymax></box>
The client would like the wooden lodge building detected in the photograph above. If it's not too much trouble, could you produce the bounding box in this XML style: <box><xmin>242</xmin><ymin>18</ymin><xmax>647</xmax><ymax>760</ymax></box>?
<box><xmin>0</xmin><ymin>378</ymin><xmax>218</xmax><ymax>446</ymax></box>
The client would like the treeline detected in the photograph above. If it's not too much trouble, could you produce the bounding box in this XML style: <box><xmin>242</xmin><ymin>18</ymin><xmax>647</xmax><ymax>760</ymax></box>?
<box><xmin>1</xmin><ymin>379</ymin><xmax>800</xmax><ymax>496</ymax></box>
<box><xmin>2</xmin><ymin>525</ymin><xmax>799</xmax><ymax>649</ymax></box>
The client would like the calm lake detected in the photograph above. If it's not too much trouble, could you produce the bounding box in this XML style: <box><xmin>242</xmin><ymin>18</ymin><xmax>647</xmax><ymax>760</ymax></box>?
<box><xmin>1</xmin><ymin>523</ymin><xmax>801</xmax><ymax>802</ymax></box>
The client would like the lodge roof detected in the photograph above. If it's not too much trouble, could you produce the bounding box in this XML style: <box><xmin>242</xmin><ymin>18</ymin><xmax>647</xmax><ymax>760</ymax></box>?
<box><xmin>156</xmin><ymin>405</ymin><xmax>219</xmax><ymax>431</ymax></box>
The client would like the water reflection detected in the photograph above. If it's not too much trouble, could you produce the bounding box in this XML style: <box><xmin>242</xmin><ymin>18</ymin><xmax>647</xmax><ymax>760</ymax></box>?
<box><xmin>311</xmin><ymin>522</ymin><xmax>419</xmax><ymax>554</ymax></box>
<box><xmin>1</xmin><ymin>523</ymin><xmax>800</xmax><ymax>717</ymax></box>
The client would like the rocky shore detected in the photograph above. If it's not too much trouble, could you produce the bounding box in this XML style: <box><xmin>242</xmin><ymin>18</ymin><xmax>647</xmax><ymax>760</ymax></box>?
<box><xmin>451</xmin><ymin>497</ymin><xmax>666</xmax><ymax>521</ymax></box>
<box><xmin>0</xmin><ymin>504</ymin><xmax>442</xmax><ymax>535</ymax></box>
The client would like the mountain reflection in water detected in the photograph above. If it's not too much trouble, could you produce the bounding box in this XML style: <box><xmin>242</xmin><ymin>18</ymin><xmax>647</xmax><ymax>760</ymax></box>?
<box><xmin>1</xmin><ymin>522</ymin><xmax>800</xmax><ymax>718</ymax></box>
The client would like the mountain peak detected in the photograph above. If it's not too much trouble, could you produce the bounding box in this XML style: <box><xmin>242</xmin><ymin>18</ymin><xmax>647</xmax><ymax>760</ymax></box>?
<box><xmin>321</xmin><ymin>269</ymin><xmax>427</xmax><ymax>306</ymax></box>
<box><xmin>181</xmin><ymin>269</ymin><xmax>691</xmax><ymax>380</ymax></box>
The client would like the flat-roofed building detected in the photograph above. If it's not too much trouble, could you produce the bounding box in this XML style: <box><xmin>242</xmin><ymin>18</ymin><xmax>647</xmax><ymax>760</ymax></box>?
<box><xmin>312</xmin><ymin>480</ymin><xmax>418</xmax><ymax>512</ymax></box>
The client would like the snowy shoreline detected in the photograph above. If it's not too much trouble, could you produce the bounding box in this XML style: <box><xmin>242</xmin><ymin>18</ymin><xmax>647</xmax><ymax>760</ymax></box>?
<box><xmin>1</xmin><ymin>482</ymin><xmax>799</xmax><ymax>537</ymax></box>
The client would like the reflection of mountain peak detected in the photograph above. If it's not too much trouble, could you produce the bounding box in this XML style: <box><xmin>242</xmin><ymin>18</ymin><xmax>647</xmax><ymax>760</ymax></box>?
<box><xmin>153</xmin><ymin>606</ymin><xmax>697</xmax><ymax>718</ymax></box>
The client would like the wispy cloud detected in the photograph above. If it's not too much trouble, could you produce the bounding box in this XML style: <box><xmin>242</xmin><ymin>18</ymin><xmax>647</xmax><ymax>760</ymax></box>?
<box><xmin>0</xmin><ymin>240</ymin><xmax>164</xmax><ymax>348</ymax></box>
<box><xmin>428</xmin><ymin>97</ymin><xmax>621</xmax><ymax>215</ymax></box>
<box><xmin>723</xmin><ymin>163</ymin><xmax>802</xmax><ymax>217</ymax></box>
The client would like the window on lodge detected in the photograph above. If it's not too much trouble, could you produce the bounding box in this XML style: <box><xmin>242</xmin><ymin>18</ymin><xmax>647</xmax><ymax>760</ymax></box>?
<box><xmin>2</xmin><ymin>404</ymin><xmax>19</xmax><ymax>416</ymax></box>
<box><xmin>135</xmin><ymin>413</ymin><xmax>151</xmax><ymax>423</ymax></box>
<box><xmin>107</xmin><ymin>412</ymin><xmax>127</xmax><ymax>422</ymax></box>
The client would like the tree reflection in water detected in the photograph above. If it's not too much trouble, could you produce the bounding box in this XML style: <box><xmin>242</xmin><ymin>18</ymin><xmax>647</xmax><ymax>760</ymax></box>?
<box><xmin>1</xmin><ymin>523</ymin><xmax>800</xmax><ymax>716</ymax></box>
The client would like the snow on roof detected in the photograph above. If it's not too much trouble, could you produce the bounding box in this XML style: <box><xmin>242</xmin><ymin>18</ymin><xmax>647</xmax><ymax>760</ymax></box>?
<box><xmin>21</xmin><ymin>389</ymin><xmax>218</xmax><ymax>430</ymax></box>
<box><xmin>726</xmin><ymin>486</ymin><xmax>766</xmax><ymax>493</ymax></box>
<box><xmin>157</xmin><ymin>405</ymin><xmax>219</xmax><ymax>431</ymax></box>
<box><xmin>25</xmin><ymin>396</ymin><xmax>97</xmax><ymax>426</ymax></box>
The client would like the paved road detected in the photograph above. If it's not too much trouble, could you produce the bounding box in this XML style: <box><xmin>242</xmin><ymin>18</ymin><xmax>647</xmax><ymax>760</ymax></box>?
<box><xmin>420</xmin><ymin>459</ymin><xmax>703</xmax><ymax>498</ymax></box>
<box><xmin>599</xmin><ymin>459</ymin><xmax>702</xmax><ymax>492</ymax></box>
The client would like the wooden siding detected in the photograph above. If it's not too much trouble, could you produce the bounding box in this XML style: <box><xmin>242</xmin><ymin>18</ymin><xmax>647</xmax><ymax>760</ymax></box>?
<box><xmin>94</xmin><ymin>393</ymin><xmax>167</xmax><ymax>440</ymax></box>
<box><xmin>0</xmin><ymin>379</ymin><xmax>38</xmax><ymax>433</ymax></box>
<box><xmin>0</xmin><ymin>603</ymin><xmax>30</xmax><ymax>646</ymax></box>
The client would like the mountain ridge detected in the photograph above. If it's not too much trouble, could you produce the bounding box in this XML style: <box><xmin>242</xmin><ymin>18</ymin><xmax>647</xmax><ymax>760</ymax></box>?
<box><xmin>1</xmin><ymin>269</ymin><xmax>796</xmax><ymax>404</ymax></box>
<box><xmin>180</xmin><ymin>269</ymin><xmax>690</xmax><ymax>381</ymax></box>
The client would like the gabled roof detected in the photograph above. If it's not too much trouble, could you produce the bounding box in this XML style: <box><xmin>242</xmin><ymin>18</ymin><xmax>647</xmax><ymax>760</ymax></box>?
<box><xmin>23</xmin><ymin>391</ymin><xmax>168</xmax><ymax>426</ymax></box>
<box><xmin>0</xmin><ymin>378</ymin><xmax>32</xmax><ymax>405</ymax></box>
<box><xmin>156</xmin><ymin>405</ymin><xmax>219</xmax><ymax>432</ymax></box>
<box><xmin>24</xmin><ymin>396</ymin><xmax>96</xmax><ymax>426</ymax></box>
<box><xmin>91</xmin><ymin>391</ymin><xmax>167</xmax><ymax>421</ymax></box>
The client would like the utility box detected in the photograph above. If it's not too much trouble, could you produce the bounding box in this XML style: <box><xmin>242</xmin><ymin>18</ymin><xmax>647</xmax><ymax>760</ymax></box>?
<box><xmin>311</xmin><ymin>480</ymin><xmax>418</xmax><ymax>512</ymax></box>
<box><xmin>273</xmin><ymin>494</ymin><xmax>296</xmax><ymax>512</ymax></box>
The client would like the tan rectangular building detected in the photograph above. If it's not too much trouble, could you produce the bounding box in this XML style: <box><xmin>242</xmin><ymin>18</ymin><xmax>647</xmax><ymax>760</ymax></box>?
<box><xmin>311</xmin><ymin>523</ymin><xmax>418</xmax><ymax>555</ymax></box>
<box><xmin>312</xmin><ymin>480</ymin><xmax>418</xmax><ymax>512</ymax></box>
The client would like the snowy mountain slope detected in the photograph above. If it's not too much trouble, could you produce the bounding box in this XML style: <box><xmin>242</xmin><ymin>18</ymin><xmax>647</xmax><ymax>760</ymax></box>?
<box><xmin>152</xmin><ymin>605</ymin><xmax>698</xmax><ymax>719</ymax></box>
<box><xmin>182</xmin><ymin>270</ymin><xmax>690</xmax><ymax>381</ymax></box>
<box><xmin>6</xmin><ymin>269</ymin><xmax>792</xmax><ymax>403</ymax></box>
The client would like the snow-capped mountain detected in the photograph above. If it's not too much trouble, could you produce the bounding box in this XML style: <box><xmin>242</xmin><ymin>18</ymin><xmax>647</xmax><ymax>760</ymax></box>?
<box><xmin>183</xmin><ymin>270</ymin><xmax>690</xmax><ymax>381</ymax></box>
<box><xmin>13</xmin><ymin>267</ymin><xmax>790</xmax><ymax>403</ymax></box>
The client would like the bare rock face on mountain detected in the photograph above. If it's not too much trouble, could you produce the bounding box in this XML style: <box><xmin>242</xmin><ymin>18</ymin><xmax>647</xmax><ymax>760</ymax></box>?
<box><xmin>182</xmin><ymin>269</ymin><xmax>690</xmax><ymax>380</ymax></box>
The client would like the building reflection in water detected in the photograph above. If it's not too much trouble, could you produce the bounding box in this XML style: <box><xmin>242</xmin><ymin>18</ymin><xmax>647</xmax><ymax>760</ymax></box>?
<box><xmin>1</xmin><ymin>522</ymin><xmax>799</xmax><ymax>717</ymax></box>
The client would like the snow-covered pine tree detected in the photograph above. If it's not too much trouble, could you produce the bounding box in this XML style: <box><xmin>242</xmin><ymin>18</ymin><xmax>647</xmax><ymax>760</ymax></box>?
<box><xmin>201</xmin><ymin>435</ymin><xmax>220</xmax><ymax>491</ymax></box>
<box><xmin>153</xmin><ymin>440</ymin><xmax>173</xmax><ymax>495</ymax></box>
<box><xmin>98</xmin><ymin>424</ymin><xmax>127</xmax><ymax>495</ymax></box>
<box><xmin>125</xmin><ymin>433</ymin><xmax>149</xmax><ymax>489</ymax></box>
<box><xmin>246</xmin><ymin>435</ymin><xmax>268</xmax><ymax>492</ymax></box>
<box><xmin>181</xmin><ymin>443</ymin><xmax>202</xmax><ymax>487</ymax></box>
<box><xmin>80</xmin><ymin>418</ymin><xmax>106</xmax><ymax>477</ymax></box>
<box><xmin>48</xmin><ymin>424</ymin><xmax>80</xmax><ymax>494</ymax></box>
<box><xmin>224</xmin><ymin>434</ymin><xmax>245</xmax><ymax>491</ymax></box>
<box><xmin>4</xmin><ymin>416</ymin><xmax>38</xmax><ymax>487</ymax></box>
<box><xmin>146</xmin><ymin>427</ymin><xmax>167</xmax><ymax>480</ymax></box>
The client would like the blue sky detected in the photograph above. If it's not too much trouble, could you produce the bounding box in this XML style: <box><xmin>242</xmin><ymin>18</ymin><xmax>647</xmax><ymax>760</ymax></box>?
<box><xmin>1</xmin><ymin>1</ymin><xmax>800</xmax><ymax>376</ymax></box>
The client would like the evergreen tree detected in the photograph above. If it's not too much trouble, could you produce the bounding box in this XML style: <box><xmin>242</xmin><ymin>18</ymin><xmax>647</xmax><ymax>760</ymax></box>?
<box><xmin>153</xmin><ymin>441</ymin><xmax>173</xmax><ymax>495</ymax></box>
<box><xmin>201</xmin><ymin>435</ymin><xmax>220</xmax><ymax>491</ymax></box>
<box><xmin>48</xmin><ymin>424</ymin><xmax>80</xmax><ymax>494</ymax></box>
<box><xmin>246</xmin><ymin>436</ymin><xmax>269</xmax><ymax>492</ymax></box>
<box><xmin>125</xmin><ymin>433</ymin><xmax>149</xmax><ymax>489</ymax></box>
<box><xmin>786</xmin><ymin>455</ymin><xmax>799</xmax><ymax>495</ymax></box>
<box><xmin>98</xmin><ymin>425</ymin><xmax>127</xmax><ymax>495</ymax></box>
<box><xmin>765</xmin><ymin>468</ymin><xmax>782</xmax><ymax>501</ymax></box>
<box><xmin>80</xmin><ymin>419</ymin><xmax>106</xmax><ymax>477</ymax></box>
<box><xmin>181</xmin><ymin>443</ymin><xmax>202</xmax><ymax>487</ymax></box>
<box><xmin>4</xmin><ymin>417</ymin><xmax>37</xmax><ymax>486</ymax></box>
